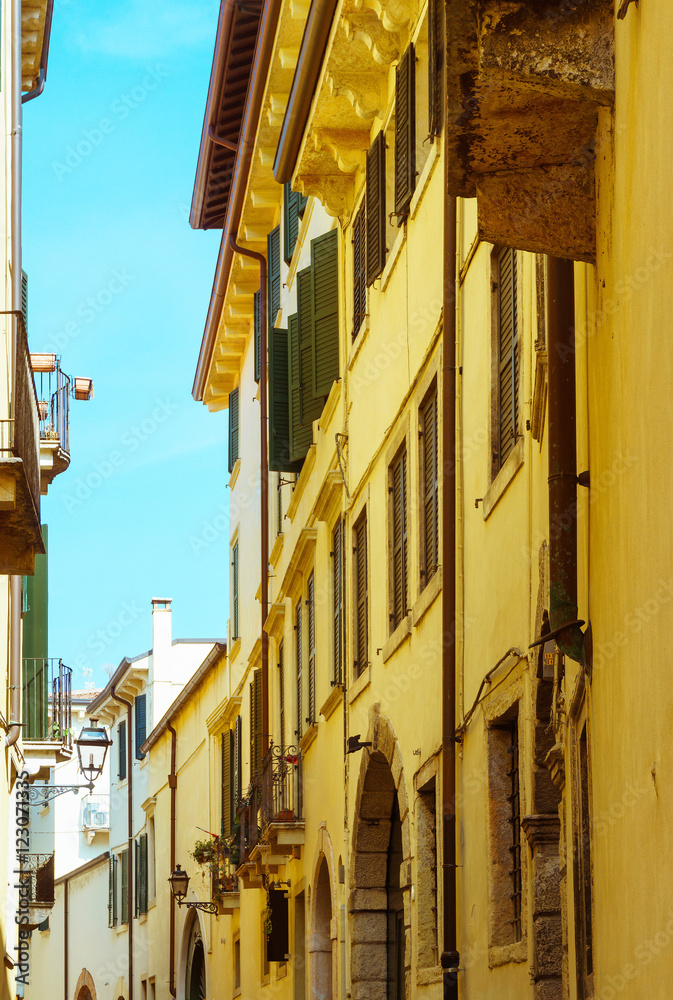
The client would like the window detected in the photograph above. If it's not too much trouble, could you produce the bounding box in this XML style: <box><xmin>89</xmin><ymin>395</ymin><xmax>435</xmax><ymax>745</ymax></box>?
<box><xmin>136</xmin><ymin>833</ymin><xmax>148</xmax><ymax>915</ymax></box>
<box><xmin>493</xmin><ymin>247</ymin><xmax>519</xmax><ymax>474</ymax></box>
<box><xmin>234</xmin><ymin>714</ymin><xmax>242</xmax><ymax>807</ymax></box>
<box><xmin>419</xmin><ymin>383</ymin><xmax>439</xmax><ymax>587</ymax></box>
<box><xmin>232</xmin><ymin>541</ymin><xmax>239</xmax><ymax>640</ymax></box>
<box><xmin>366</xmin><ymin>132</ymin><xmax>386</xmax><ymax>284</ymax></box>
<box><xmin>295</xmin><ymin>599</ymin><xmax>303</xmax><ymax>738</ymax></box>
<box><xmin>262</xmin><ymin>911</ymin><xmax>270</xmax><ymax>980</ymax></box>
<box><xmin>268</xmin><ymin>225</ymin><xmax>281</xmax><ymax>327</ymax></box>
<box><xmin>228</xmin><ymin>387</ymin><xmax>240</xmax><ymax>473</ymax></box>
<box><xmin>428</xmin><ymin>0</ymin><xmax>444</xmax><ymax>138</ymax></box>
<box><xmin>148</xmin><ymin>817</ymin><xmax>156</xmax><ymax>901</ymax></box>
<box><xmin>118</xmin><ymin>720</ymin><xmax>127</xmax><ymax>781</ymax></box>
<box><xmin>279</xmin><ymin>641</ymin><xmax>286</xmax><ymax>745</ymax></box>
<box><xmin>268</xmin><ymin>326</ymin><xmax>296</xmax><ymax>473</ymax></box>
<box><xmin>108</xmin><ymin>855</ymin><xmax>118</xmax><ymax>927</ymax></box>
<box><xmin>353</xmin><ymin>512</ymin><xmax>368</xmax><ymax>676</ymax></box>
<box><xmin>575</xmin><ymin>722</ymin><xmax>594</xmax><ymax>997</ymax></box>
<box><xmin>221</xmin><ymin>729</ymin><xmax>234</xmax><ymax>837</ymax></box>
<box><xmin>250</xmin><ymin>668</ymin><xmax>263</xmax><ymax>780</ymax></box>
<box><xmin>254</xmin><ymin>289</ymin><xmax>262</xmax><ymax>383</ymax></box>
<box><xmin>135</xmin><ymin>693</ymin><xmax>146</xmax><ymax>760</ymax></box>
<box><xmin>283</xmin><ymin>183</ymin><xmax>307</xmax><ymax>263</ymax></box>
<box><xmin>390</xmin><ymin>447</ymin><xmax>409</xmax><ymax>631</ymax></box>
<box><xmin>488</xmin><ymin>709</ymin><xmax>522</xmax><ymax>947</ymax></box>
<box><xmin>332</xmin><ymin>519</ymin><xmax>344</xmax><ymax>685</ymax></box>
<box><xmin>306</xmin><ymin>573</ymin><xmax>316</xmax><ymax>727</ymax></box>
<box><xmin>234</xmin><ymin>937</ymin><xmax>241</xmax><ymax>992</ymax></box>
<box><xmin>120</xmin><ymin>849</ymin><xmax>129</xmax><ymax>924</ymax></box>
<box><xmin>394</xmin><ymin>43</ymin><xmax>416</xmax><ymax>221</ymax></box>
<box><xmin>352</xmin><ymin>204</ymin><xmax>366</xmax><ymax>338</ymax></box>
<box><xmin>416</xmin><ymin>777</ymin><xmax>438</xmax><ymax>968</ymax></box>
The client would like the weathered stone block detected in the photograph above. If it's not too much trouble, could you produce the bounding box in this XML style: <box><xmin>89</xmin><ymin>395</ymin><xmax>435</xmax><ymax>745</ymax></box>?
<box><xmin>351</xmin><ymin>981</ymin><xmax>386</xmax><ymax>1000</ymax></box>
<box><xmin>350</xmin><ymin>911</ymin><xmax>387</xmax><ymax>944</ymax></box>
<box><xmin>534</xmin><ymin>915</ymin><xmax>563</xmax><ymax>977</ymax></box>
<box><xmin>351</xmin><ymin>943</ymin><xmax>386</xmax><ymax>981</ymax></box>
<box><xmin>356</xmin><ymin>820</ymin><xmax>392</xmax><ymax>853</ymax></box>
<box><xmin>534</xmin><ymin>979</ymin><xmax>563</xmax><ymax>1000</ymax></box>
<box><xmin>354</xmin><ymin>852</ymin><xmax>388</xmax><ymax>888</ymax></box>
<box><xmin>532</xmin><ymin>854</ymin><xmax>561</xmax><ymax>917</ymax></box>
<box><xmin>360</xmin><ymin>790</ymin><xmax>395</xmax><ymax>820</ymax></box>
<box><xmin>349</xmin><ymin>888</ymin><xmax>387</xmax><ymax>912</ymax></box>
<box><xmin>533</xmin><ymin>768</ymin><xmax>562</xmax><ymax>814</ymax></box>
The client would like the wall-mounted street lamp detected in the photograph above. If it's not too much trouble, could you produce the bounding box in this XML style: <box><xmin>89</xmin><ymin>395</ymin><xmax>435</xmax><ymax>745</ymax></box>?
<box><xmin>168</xmin><ymin>865</ymin><xmax>218</xmax><ymax>914</ymax></box>
<box><xmin>28</xmin><ymin>719</ymin><xmax>112</xmax><ymax>806</ymax></box>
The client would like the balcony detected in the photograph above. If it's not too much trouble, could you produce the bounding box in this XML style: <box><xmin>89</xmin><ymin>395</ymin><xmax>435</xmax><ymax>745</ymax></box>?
<box><xmin>261</xmin><ymin>744</ymin><xmax>305</xmax><ymax>854</ymax></box>
<box><xmin>23</xmin><ymin>658</ymin><xmax>73</xmax><ymax>765</ymax></box>
<box><xmin>19</xmin><ymin>853</ymin><xmax>55</xmax><ymax>929</ymax></box>
<box><xmin>0</xmin><ymin>320</ymin><xmax>44</xmax><ymax>574</ymax></box>
<box><xmin>31</xmin><ymin>355</ymin><xmax>72</xmax><ymax>493</ymax></box>
<box><xmin>211</xmin><ymin>853</ymin><xmax>240</xmax><ymax>914</ymax></box>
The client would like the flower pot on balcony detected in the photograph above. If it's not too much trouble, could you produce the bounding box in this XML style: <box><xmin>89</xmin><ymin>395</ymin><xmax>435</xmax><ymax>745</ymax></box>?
<box><xmin>277</xmin><ymin>809</ymin><xmax>294</xmax><ymax>822</ymax></box>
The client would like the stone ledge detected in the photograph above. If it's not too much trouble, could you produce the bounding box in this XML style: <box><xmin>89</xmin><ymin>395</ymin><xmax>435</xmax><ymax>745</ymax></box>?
<box><xmin>382</xmin><ymin>615</ymin><xmax>412</xmax><ymax>663</ymax></box>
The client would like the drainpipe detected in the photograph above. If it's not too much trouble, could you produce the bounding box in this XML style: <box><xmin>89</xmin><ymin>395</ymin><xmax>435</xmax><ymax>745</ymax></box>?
<box><xmin>21</xmin><ymin>0</ymin><xmax>55</xmax><ymax>103</ymax></box>
<box><xmin>168</xmin><ymin>723</ymin><xmax>177</xmax><ymax>998</ymax></box>
<box><xmin>6</xmin><ymin>576</ymin><xmax>22</xmax><ymax>746</ymax></box>
<box><xmin>8</xmin><ymin>0</ymin><xmax>22</xmax><ymax>485</ymax></box>
<box><xmin>546</xmin><ymin>257</ymin><xmax>585</xmax><ymax>665</ymax></box>
<box><xmin>227</xmin><ymin>236</ymin><xmax>269</xmax><ymax>756</ymax></box>
<box><xmin>64</xmin><ymin>878</ymin><xmax>68</xmax><ymax>1000</ymax></box>
<box><xmin>111</xmin><ymin>686</ymin><xmax>134</xmax><ymax>1000</ymax></box>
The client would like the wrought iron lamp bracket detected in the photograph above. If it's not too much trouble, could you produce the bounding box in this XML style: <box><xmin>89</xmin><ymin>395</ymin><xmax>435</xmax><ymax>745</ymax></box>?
<box><xmin>28</xmin><ymin>782</ymin><xmax>95</xmax><ymax>805</ymax></box>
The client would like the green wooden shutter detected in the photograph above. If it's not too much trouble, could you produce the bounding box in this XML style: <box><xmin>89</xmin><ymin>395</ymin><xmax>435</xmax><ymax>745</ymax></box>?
<box><xmin>118</xmin><ymin>720</ymin><xmax>127</xmax><ymax>781</ymax></box>
<box><xmin>284</xmin><ymin>184</ymin><xmax>301</xmax><ymax>263</ymax></box>
<box><xmin>21</xmin><ymin>271</ymin><xmax>28</xmax><ymax>332</ymax></box>
<box><xmin>268</xmin><ymin>226</ymin><xmax>281</xmax><ymax>327</ymax></box>
<box><xmin>228</xmin><ymin>387</ymin><xmax>240</xmax><ymax>474</ymax></box>
<box><xmin>428</xmin><ymin>0</ymin><xmax>443</xmax><ymax>138</ymax></box>
<box><xmin>366</xmin><ymin>132</ymin><xmax>386</xmax><ymax>285</ymax></box>
<box><xmin>354</xmin><ymin>514</ymin><xmax>368</xmax><ymax>675</ymax></box>
<box><xmin>120</xmin><ymin>850</ymin><xmax>129</xmax><ymax>924</ymax></box>
<box><xmin>108</xmin><ymin>855</ymin><xmax>117</xmax><ymax>927</ymax></box>
<box><xmin>307</xmin><ymin>574</ymin><xmax>316</xmax><ymax>725</ymax></box>
<box><xmin>250</xmin><ymin>668</ymin><xmax>263</xmax><ymax>781</ymax></box>
<box><xmin>222</xmin><ymin>730</ymin><xmax>233</xmax><ymax>837</ymax></box>
<box><xmin>234</xmin><ymin>715</ymin><xmax>242</xmax><ymax>805</ymax></box>
<box><xmin>254</xmin><ymin>290</ymin><xmax>262</xmax><ymax>383</ymax></box>
<box><xmin>421</xmin><ymin>386</ymin><xmax>439</xmax><ymax>584</ymax></box>
<box><xmin>138</xmin><ymin>834</ymin><xmax>148</xmax><ymax>914</ymax></box>
<box><xmin>135</xmin><ymin>693</ymin><xmax>146</xmax><ymax>760</ymax></box>
<box><xmin>395</xmin><ymin>44</ymin><xmax>416</xmax><ymax>219</ymax></box>
<box><xmin>498</xmin><ymin>248</ymin><xmax>518</xmax><ymax>469</ymax></box>
<box><xmin>352</xmin><ymin>205</ymin><xmax>366</xmax><ymax>338</ymax></box>
<box><xmin>279</xmin><ymin>640</ymin><xmax>285</xmax><ymax>744</ymax></box>
<box><xmin>311</xmin><ymin>229</ymin><xmax>340</xmax><ymax>397</ymax></box>
<box><xmin>269</xmin><ymin>327</ymin><xmax>304</xmax><ymax>473</ymax></box>
<box><xmin>295</xmin><ymin>599</ymin><xmax>303</xmax><ymax>737</ymax></box>
<box><xmin>232</xmin><ymin>541</ymin><xmax>239</xmax><ymax>639</ymax></box>
<box><xmin>298</xmin><ymin>192</ymin><xmax>308</xmax><ymax>217</ymax></box>
<box><xmin>298</xmin><ymin>267</ymin><xmax>324</xmax><ymax>426</ymax></box>
<box><xmin>391</xmin><ymin>449</ymin><xmax>408</xmax><ymax>629</ymax></box>
<box><xmin>333</xmin><ymin>519</ymin><xmax>344</xmax><ymax>685</ymax></box>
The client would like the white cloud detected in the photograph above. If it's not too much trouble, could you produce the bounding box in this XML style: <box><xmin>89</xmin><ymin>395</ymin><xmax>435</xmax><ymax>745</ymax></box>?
<box><xmin>68</xmin><ymin>0</ymin><xmax>219</xmax><ymax>59</ymax></box>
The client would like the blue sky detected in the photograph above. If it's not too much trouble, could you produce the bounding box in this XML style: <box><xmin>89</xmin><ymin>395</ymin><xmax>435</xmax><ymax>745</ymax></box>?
<box><xmin>22</xmin><ymin>0</ymin><xmax>231</xmax><ymax>690</ymax></box>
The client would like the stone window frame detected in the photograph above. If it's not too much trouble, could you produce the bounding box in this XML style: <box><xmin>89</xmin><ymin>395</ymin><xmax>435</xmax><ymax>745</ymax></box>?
<box><xmin>569</xmin><ymin>675</ymin><xmax>595</xmax><ymax>1000</ymax></box>
<box><xmin>414</xmin><ymin>753</ymin><xmax>441</xmax><ymax>981</ymax></box>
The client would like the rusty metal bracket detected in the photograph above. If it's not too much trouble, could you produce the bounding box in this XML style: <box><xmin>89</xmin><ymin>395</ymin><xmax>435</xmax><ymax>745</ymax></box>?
<box><xmin>617</xmin><ymin>0</ymin><xmax>637</xmax><ymax>19</ymax></box>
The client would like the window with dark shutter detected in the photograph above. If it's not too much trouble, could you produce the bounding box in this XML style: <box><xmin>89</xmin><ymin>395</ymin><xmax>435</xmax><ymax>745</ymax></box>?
<box><xmin>250</xmin><ymin>668</ymin><xmax>263</xmax><ymax>781</ymax></box>
<box><xmin>394</xmin><ymin>44</ymin><xmax>416</xmax><ymax>220</ymax></box>
<box><xmin>307</xmin><ymin>573</ymin><xmax>316</xmax><ymax>726</ymax></box>
<box><xmin>21</xmin><ymin>271</ymin><xmax>28</xmax><ymax>332</ymax></box>
<box><xmin>137</xmin><ymin>834</ymin><xmax>148</xmax><ymax>915</ymax></box>
<box><xmin>221</xmin><ymin>730</ymin><xmax>233</xmax><ymax>837</ymax></box>
<box><xmin>279</xmin><ymin>641</ymin><xmax>285</xmax><ymax>744</ymax></box>
<box><xmin>496</xmin><ymin>247</ymin><xmax>519</xmax><ymax>472</ymax></box>
<box><xmin>254</xmin><ymin>290</ymin><xmax>262</xmax><ymax>383</ymax></box>
<box><xmin>284</xmin><ymin>184</ymin><xmax>301</xmax><ymax>263</ymax></box>
<box><xmin>120</xmin><ymin>849</ymin><xmax>129</xmax><ymax>924</ymax></box>
<box><xmin>118</xmin><ymin>720</ymin><xmax>127</xmax><ymax>781</ymax></box>
<box><xmin>428</xmin><ymin>0</ymin><xmax>444</xmax><ymax>139</ymax></box>
<box><xmin>228</xmin><ymin>387</ymin><xmax>240</xmax><ymax>474</ymax></box>
<box><xmin>234</xmin><ymin>714</ymin><xmax>242</xmax><ymax>806</ymax></box>
<box><xmin>420</xmin><ymin>383</ymin><xmax>439</xmax><ymax>587</ymax></box>
<box><xmin>311</xmin><ymin>228</ymin><xmax>339</xmax><ymax>397</ymax></box>
<box><xmin>298</xmin><ymin>267</ymin><xmax>325</xmax><ymax>426</ymax></box>
<box><xmin>352</xmin><ymin>205</ymin><xmax>366</xmax><ymax>338</ymax></box>
<box><xmin>332</xmin><ymin>519</ymin><xmax>344</xmax><ymax>685</ymax></box>
<box><xmin>268</xmin><ymin>226</ymin><xmax>281</xmax><ymax>327</ymax></box>
<box><xmin>390</xmin><ymin>447</ymin><xmax>408</xmax><ymax>631</ymax></box>
<box><xmin>135</xmin><ymin>693</ymin><xmax>146</xmax><ymax>760</ymax></box>
<box><xmin>295</xmin><ymin>599</ymin><xmax>303</xmax><ymax>737</ymax></box>
<box><xmin>354</xmin><ymin>512</ymin><xmax>368</xmax><ymax>676</ymax></box>
<box><xmin>232</xmin><ymin>541</ymin><xmax>239</xmax><ymax>639</ymax></box>
<box><xmin>366</xmin><ymin>132</ymin><xmax>386</xmax><ymax>285</ymax></box>
<box><xmin>108</xmin><ymin>855</ymin><xmax>118</xmax><ymax>927</ymax></box>
<box><xmin>269</xmin><ymin>327</ymin><xmax>303</xmax><ymax>473</ymax></box>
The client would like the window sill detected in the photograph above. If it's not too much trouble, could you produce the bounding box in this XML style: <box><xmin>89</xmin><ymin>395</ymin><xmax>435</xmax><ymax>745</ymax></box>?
<box><xmin>320</xmin><ymin>685</ymin><xmax>343</xmax><ymax>721</ymax></box>
<box><xmin>382</xmin><ymin>614</ymin><xmax>412</xmax><ymax>663</ymax></box>
<box><xmin>482</xmin><ymin>437</ymin><xmax>524</xmax><ymax>520</ymax></box>
<box><xmin>276</xmin><ymin>963</ymin><xmax>288</xmax><ymax>980</ymax></box>
<box><xmin>116</xmin><ymin>923</ymin><xmax>128</xmax><ymax>936</ymax></box>
<box><xmin>286</xmin><ymin>445</ymin><xmax>317</xmax><ymax>524</ymax></box>
<box><xmin>228</xmin><ymin>458</ymin><xmax>241</xmax><ymax>491</ymax></box>
<box><xmin>488</xmin><ymin>939</ymin><xmax>527</xmax><ymax>967</ymax></box>
<box><xmin>137</xmin><ymin>912</ymin><xmax>147</xmax><ymax>924</ymax></box>
<box><xmin>348</xmin><ymin>314</ymin><xmax>371</xmax><ymax>372</ymax></box>
<box><xmin>348</xmin><ymin>664</ymin><xmax>371</xmax><ymax>705</ymax></box>
<box><xmin>270</xmin><ymin>531</ymin><xmax>284</xmax><ymax>568</ymax></box>
<box><xmin>412</xmin><ymin>567</ymin><xmax>442</xmax><ymax>628</ymax></box>
<box><xmin>380</xmin><ymin>224</ymin><xmax>407</xmax><ymax>293</ymax></box>
<box><xmin>229</xmin><ymin>637</ymin><xmax>241</xmax><ymax>662</ymax></box>
<box><xmin>299</xmin><ymin>722</ymin><xmax>318</xmax><ymax>754</ymax></box>
<box><xmin>409</xmin><ymin>140</ymin><xmax>440</xmax><ymax>224</ymax></box>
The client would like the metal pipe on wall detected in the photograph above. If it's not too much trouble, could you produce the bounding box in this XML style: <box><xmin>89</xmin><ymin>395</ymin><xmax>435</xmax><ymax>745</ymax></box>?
<box><xmin>64</xmin><ymin>878</ymin><xmax>68</xmax><ymax>1000</ymax></box>
<box><xmin>111</xmin><ymin>686</ymin><xmax>134</xmax><ymax>1000</ymax></box>
<box><xmin>227</xmin><ymin>235</ymin><xmax>269</xmax><ymax>755</ymax></box>
<box><xmin>168</xmin><ymin>723</ymin><xmax>177</xmax><ymax>998</ymax></box>
<box><xmin>6</xmin><ymin>576</ymin><xmax>22</xmax><ymax>746</ymax></box>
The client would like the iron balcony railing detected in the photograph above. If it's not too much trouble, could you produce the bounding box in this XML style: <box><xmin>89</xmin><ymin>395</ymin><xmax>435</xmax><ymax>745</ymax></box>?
<box><xmin>20</xmin><ymin>853</ymin><xmax>55</xmax><ymax>905</ymax></box>
<box><xmin>32</xmin><ymin>358</ymin><xmax>71</xmax><ymax>455</ymax></box>
<box><xmin>235</xmin><ymin>781</ymin><xmax>260</xmax><ymax>866</ymax></box>
<box><xmin>22</xmin><ymin>658</ymin><xmax>73</xmax><ymax>745</ymax></box>
<box><xmin>0</xmin><ymin>320</ymin><xmax>41</xmax><ymax>515</ymax></box>
<box><xmin>261</xmin><ymin>744</ymin><xmax>303</xmax><ymax>828</ymax></box>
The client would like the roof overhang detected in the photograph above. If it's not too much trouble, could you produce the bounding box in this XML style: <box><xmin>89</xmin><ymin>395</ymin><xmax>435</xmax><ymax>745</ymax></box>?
<box><xmin>22</xmin><ymin>0</ymin><xmax>54</xmax><ymax>96</ymax></box>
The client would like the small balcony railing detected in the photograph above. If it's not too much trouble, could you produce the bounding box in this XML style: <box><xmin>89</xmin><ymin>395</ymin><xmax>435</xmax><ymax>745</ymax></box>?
<box><xmin>31</xmin><ymin>355</ymin><xmax>71</xmax><ymax>456</ymax></box>
<box><xmin>20</xmin><ymin>853</ymin><xmax>55</xmax><ymax>905</ymax></box>
<box><xmin>23</xmin><ymin>658</ymin><xmax>72</xmax><ymax>746</ymax></box>
<box><xmin>0</xmin><ymin>320</ymin><xmax>41</xmax><ymax>514</ymax></box>
<box><xmin>261</xmin><ymin>744</ymin><xmax>303</xmax><ymax>828</ymax></box>
<box><xmin>82</xmin><ymin>794</ymin><xmax>110</xmax><ymax>831</ymax></box>
<box><xmin>235</xmin><ymin>782</ymin><xmax>260</xmax><ymax>867</ymax></box>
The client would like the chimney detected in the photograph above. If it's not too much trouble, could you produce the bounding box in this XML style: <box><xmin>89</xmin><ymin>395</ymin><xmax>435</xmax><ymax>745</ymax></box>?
<box><xmin>152</xmin><ymin>598</ymin><xmax>172</xmax><ymax>662</ymax></box>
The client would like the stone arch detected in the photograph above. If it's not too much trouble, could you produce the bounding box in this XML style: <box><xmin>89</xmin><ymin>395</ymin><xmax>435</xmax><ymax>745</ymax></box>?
<box><xmin>349</xmin><ymin>707</ymin><xmax>411</xmax><ymax>1000</ymax></box>
<box><xmin>74</xmin><ymin>968</ymin><xmax>97</xmax><ymax>1000</ymax></box>
<box><xmin>309</xmin><ymin>826</ymin><xmax>338</xmax><ymax>1000</ymax></box>
<box><xmin>177</xmin><ymin>908</ymin><xmax>208</xmax><ymax>1000</ymax></box>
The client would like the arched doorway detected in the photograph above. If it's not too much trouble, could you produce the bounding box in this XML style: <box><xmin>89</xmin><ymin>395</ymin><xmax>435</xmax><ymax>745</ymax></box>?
<box><xmin>76</xmin><ymin>990</ymin><xmax>92</xmax><ymax>1000</ymax></box>
<box><xmin>185</xmin><ymin>916</ymin><xmax>206</xmax><ymax>1000</ymax></box>
<box><xmin>74</xmin><ymin>968</ymin><xmax>97</xmax><ymax>1000</ymax></box>
<box><xmin>350</xmin><ymin>713</ymin><xmax>411</xmax><ymax>1000</ymax></box>
<box><xmin>310</xmin><ymin>855</ymin><xmax>333</xmax><ymax>999</ymax></box>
